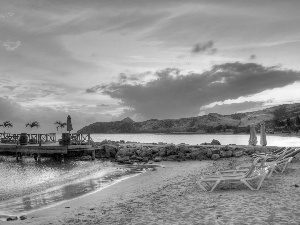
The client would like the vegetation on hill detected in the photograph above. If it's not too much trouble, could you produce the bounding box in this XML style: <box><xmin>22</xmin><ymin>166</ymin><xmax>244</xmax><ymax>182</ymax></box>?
<box><xmin>77</xmin><ymin>103</ymin><xmax>300</xmax><ymax>134</ymax></box>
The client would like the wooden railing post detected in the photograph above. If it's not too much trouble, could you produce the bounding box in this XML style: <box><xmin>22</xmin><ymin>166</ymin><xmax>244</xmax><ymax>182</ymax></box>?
<box><xmin>88</xmin><ymin>134</ymin><xmax>91</xmax><ymax>145</ymax></box>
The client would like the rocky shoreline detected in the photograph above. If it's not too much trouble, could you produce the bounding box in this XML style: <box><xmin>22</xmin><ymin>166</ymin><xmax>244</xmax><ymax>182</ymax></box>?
<box><xmin>93</xmin><ymin>139</ymin><xmax>280</xmax><ymax>164</ymax></box>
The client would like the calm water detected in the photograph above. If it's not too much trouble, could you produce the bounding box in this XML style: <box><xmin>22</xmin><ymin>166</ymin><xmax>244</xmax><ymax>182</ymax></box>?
<box><xmin>0</xmin><ymin>157</ymin><xmax>149</xmax><ymax>220</ymax></box>
<box><xmin>91</xmin><ymin>133</ymin><xmax>300</xmax><ymax>147</ymax></box>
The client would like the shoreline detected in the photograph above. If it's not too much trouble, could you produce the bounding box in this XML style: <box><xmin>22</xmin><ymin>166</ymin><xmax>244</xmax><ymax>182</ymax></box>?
<box><xmin>10</xmin><ymin>156</ymin><xmax>300</xmax><ymax>225</ymax></box>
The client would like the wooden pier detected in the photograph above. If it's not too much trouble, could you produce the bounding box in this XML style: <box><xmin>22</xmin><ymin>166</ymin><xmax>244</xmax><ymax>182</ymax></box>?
<box><xmin>0</xmin><ymin>133</ymin><xmax>98</xmax><ymax>162</ymax></box>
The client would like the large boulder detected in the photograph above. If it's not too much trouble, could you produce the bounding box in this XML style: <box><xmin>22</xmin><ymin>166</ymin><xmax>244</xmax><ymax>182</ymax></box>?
<box><xmin>211</xmin><ymin>148</ymin><xmax>220</xmax><ymax>155</ymax></box>
<box><xmin>19</xmin><ymin>215</ymin><xmax>27</xmax><ymax>220</ymax></box>
<box><xmin>139</xmin><ymin>148</ymin><xmax>153</xmax><ymax>158</ymax></box>
<box><xmin>158</xmin><ymin>148</ymin><xmax>167</xmax><ymax>157</ymax></box>
<box><xmin>232</xmin><ymin>149</ymin><xmax>244</xmax><ymax>157</ymax></box>
<box><xmin>165</xmin><ymin>145</ymin><xmax>177</xmax><ymax>156</ymax></box>
<box><xmin>104</xmin><ymin>145</ymin><xmax>118</xmax><ymax>158</ymax></box>
<box><xmin>6</xmin><ymin>216</ymin><xmax>18</xmax><ymax>221</ymax></box>
<box><xmin>220</xmin><ymin>145</ymin><xmax>230</xmax><ymax>151</ymax></box>
<box><xmin>178</xmin><ymin>145</ymin><xmax>191</xmax><ymax>154</ymax></box>
<box><xmin>188</xmin><ymin>150</ymin><xmax>201</xmax><ymax>160</ymax></box>
<box><xmin>153</xmin><ymin>156</ymin><xmax>163</xmax><ymax>162</ymax></box>
<box><xmin>196</xmin><ymin>154</ymin><xmax>208</xmax><ymax>161</ymax></box>
<box><xmin>151</xmin><ymin>147</ymin><xmax>160</xmax><ymax>154</ymax></box>
<box><xmin>116</xmin><ymin>148</ymin><xmax>136</xmax><ymax>158</ymax></box>
<box><xmin>116</xmin><ymin>156</ymin><xmax>130</xmax><ymax>163</ymax></box>
<box><xmin>219</xmin><ymin>150</ymin><xmax>227</xmax><ymax>158</ymax></box>
<box><xmin>211</xmin><ymin>139</ymin><xmax>221</xmax><ymax>145</ymax></box>
<box><xmin>206</xmin><ymin>149</ymin><xmax>213</xmax><ymax>158</ymax></box>
<box><xmin>211</xmin><ymin>154</ymin><xmax>220</xmax><ymax>160</ymax></box>
<box><xmin>225</xmin><ymin>150</ymin><xmax>233</xmax><ymax>158</ymax></box>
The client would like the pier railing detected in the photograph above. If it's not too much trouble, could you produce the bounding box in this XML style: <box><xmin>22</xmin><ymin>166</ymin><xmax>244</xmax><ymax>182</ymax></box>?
<box><xmin>0</xmin><ymin>132</ymin><xmax>96</xmax><ymax>147</ymax></box>
<box><xmin>70</xmin><ymin>133</ymin><xmax>91</xmax><ymax>145</ymax></box>
<box><xmin>0</xmin><ymin>133</ymin><xmax>56</xmax><ymax>144</ymax></box>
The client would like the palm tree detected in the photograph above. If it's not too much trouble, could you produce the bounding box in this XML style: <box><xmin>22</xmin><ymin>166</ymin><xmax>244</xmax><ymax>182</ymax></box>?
<box><xmin>26</xmin><ymin>121</ymin><xmax>40</xmax><ymax>135</ymax></box>
<box><xmin>26</xmin><ymin>121</ymin><xmax>40</xmax><ymax>129</ymax></box>
<box><xmin>1</xmin><ymin>121</ymin><xmax>13</xmax><ymax>135</ymax></box>
<box><xmin>26</xmin><ymin>121</ymin><xmax>40</xmax><ymax>143</ymax></box>
<box><xmin>54</xmin><ymin>121</ymin><xmax>67</xmax><ymax>132</ymax></box>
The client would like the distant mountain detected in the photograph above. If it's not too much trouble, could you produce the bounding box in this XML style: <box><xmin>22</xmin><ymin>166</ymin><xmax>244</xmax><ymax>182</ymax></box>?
<box><xmin>77</xmin><ymin>103</ymin><xmax>300</xmax><ymax>134</ymax></box>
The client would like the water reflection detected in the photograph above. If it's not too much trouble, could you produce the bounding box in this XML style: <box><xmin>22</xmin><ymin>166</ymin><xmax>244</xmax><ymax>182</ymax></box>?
<box><xmin>0</xmin><ymin>157</ymin><xmax>155</xmax><ymax>217</ymax></box>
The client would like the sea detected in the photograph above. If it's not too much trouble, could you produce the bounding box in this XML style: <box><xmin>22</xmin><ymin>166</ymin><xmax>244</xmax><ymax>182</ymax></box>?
<box><xmin>90</xmin><ymin>133</ymin><xmax>300</xmax><ymax>147</ymax></box>
<box><xmin>0</xmin><ymin>133</ymin><xmax>299</xmax><ymax>220</ymax></box>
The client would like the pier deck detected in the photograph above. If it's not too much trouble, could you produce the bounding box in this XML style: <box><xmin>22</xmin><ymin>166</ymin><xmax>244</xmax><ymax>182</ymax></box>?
<box><xmin>0</xmin><ymin>143</ymin><xmax>94</xmax><ymax>154</ymax></box>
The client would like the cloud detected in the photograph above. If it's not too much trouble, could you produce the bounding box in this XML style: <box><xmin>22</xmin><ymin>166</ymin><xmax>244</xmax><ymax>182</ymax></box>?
<box><xmin>87</xmin><ymin>62</ymin><xmax>300</xmax><ymax>120</ymax></box>
<box><xmin>2</xmin><ymin>40</ymin><xmax>21</xmax><ymax>51</ymax></box>
<box><xmin>99</xmin><ymin>104</ymin><xmax>110</xmax><ymax>107</ymax></box>
<box><xmin>191</xmin><ymin>40</ymin><xmax>217</xmax><ymax>55</ymax></box>
<box><xmin>0</xmin><ymin>97</ymin><xmax>113</xmax><ymax>133</ymax></box>
<box><xmin>249</xmin><ymin>54</ymin><xmax>256</xmax><ymax>60</ymax></box>
<box><xmin>201</xmin><ymin>101</ymin><xmax>265</xmax><ymax>115</ymax></box>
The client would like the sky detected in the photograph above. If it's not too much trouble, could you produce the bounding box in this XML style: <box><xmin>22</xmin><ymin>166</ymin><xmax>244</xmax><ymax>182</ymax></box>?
<box><xmin>1</xmin><ymin>0</ymin><xmax>300</xmax><ymax>133</ymax></box>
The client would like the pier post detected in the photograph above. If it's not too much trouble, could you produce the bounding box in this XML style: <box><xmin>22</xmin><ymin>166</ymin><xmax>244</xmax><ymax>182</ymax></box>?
<box><xmin>16</xmin><ymin>152</ymin><xmax>19</xmax><ymax>161</ymax></box>
<box><xmin>91</xmin><ymin>150</ymin><xmax>95</xmax><ymax>160</ymax></box>
<box><xmin>33</xmin><ymin>153</ymin><xmax>38</xmax><ymax>162</ymax></box>
<box><xmin>88</xmin><ymin>134</ymin><xmax>91</xmax><ymax>145</ymax></box>
<box><xmin>61</xmin><ymin>154</ymin><xmax>64</xmax><ymax>162</ymax></box>
<box><xmin>37</xmin><ymin>154</ymin><xmax>41</xmax><ymax>163</ymax></box>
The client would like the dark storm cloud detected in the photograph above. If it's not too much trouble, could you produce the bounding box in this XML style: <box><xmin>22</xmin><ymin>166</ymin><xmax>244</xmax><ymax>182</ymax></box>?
<box><xmin>249</xmin><ymin>54</ymin><xmax>256</xmax><ymax>60</ymax></box>
<box><xmin>202</xmin><ymin>101</ymin><xmax>265</xmax><ymax>115</ymax></box>
<box><xmin>87</xmin><ymin>62</ymin><xmax>300</xmax><ymax>120</ymax></box>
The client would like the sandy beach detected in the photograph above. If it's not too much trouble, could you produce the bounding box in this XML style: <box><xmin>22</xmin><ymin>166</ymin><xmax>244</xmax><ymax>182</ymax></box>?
<box><xmin>5</xmin><ymin>154</ymin><xmax>300</xmax><ymax>225</ymax></box>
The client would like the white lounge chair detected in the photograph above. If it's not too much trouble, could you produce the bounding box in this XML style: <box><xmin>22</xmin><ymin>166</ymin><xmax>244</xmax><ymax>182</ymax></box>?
<box><xmin>197</xmin><ymin>159</ymin><xmax>269</xmax><ymax>192</ymax></box>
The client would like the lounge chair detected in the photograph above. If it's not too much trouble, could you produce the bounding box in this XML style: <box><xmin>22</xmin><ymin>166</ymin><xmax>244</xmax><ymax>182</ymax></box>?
<box><xmin>283</xmin><ymin>148</ymin><xmax>300</xmax><ymax>159</ymax></box>
<box><xmin>215</xmin><ymin>157</ymin><xmax>266</xmax><ymax>176</ymax></box>
<box><xmin>252</xmin><ymin>147</ymin><xmax>286</xmax><ymax>158</ymax></box>
<box><xmin>238</xmin><ymin>154</ymin><xmax>295</xmax><ymax>178</ymax></box>
<box><xmin>266</xmin><ymin>157</ymin><xmax>293</xmax><ymax>177</ymax></box>
<box><xmin>252</xmin><ymin>147</ymin><xmax>290</xmax><ymax>162</ymax></box>
<box><xmin>197</xmin><ymin>159</ymin><xmax>269</xmax><ymax>192</ymax></box>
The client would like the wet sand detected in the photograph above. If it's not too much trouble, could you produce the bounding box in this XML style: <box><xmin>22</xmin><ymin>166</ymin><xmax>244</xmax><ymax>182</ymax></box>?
<box><xmin>10</xmin><ymin>155</ymin><xmax>300</xmax><ymax>225</ymax></box>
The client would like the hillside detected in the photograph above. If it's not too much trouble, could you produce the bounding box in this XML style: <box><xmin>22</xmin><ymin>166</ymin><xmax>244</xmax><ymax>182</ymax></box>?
<box><xmin>77</xmin><ymin>103</ymin><xmax>300</xmax><ymax>134</ymax></box>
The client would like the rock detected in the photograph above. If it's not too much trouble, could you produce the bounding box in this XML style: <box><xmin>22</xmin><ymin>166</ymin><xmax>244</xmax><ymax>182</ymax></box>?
<box><xmin>295</xmin><ymin>184</ymin><xmax>299</xmax><ymax>187</ymax></box>
<box><xmin>115</xmin><ymin>147</ymin><xmax>136</xmax><ymax>158</ymax></box>
<box><xmin>116</xmin><ymin>156</ymin><xmax>130</xmax><ymax>163</ymax></box>
<box><xmin>232</xmin><ymin>150</ymin><xmax>244</xmax><ymax>157</ymax></box>
<box><xmin>166</xmin><ymin>155</ymin><xmax>178</xmax><ymax>161</ymax></box>
<box><xmin>6</xmin><ymin>216</ymin><xmax>18</xmax><ymax>221</ymax></box>
<box><xmin>19</xmin><ymin>215</ymin><xmax>27</xmax><ymax>220</ymax></box>
<box><xmin>212</xmin><ymin>148</ymin><xmax>220</xmax><ymax>155</ymax></box>
<box><xmin>220</xmin><ymin>145</ymin><xmax>230</xmax><ymax>151</ymax></box>
<box><xmin>136</xmin><ymin>156</ymin><xmax>143</xmax><ymax>161</ymax></box>
<box><xmin>158</xmin><ymin>148</ymin><xmax>167</xmax><ymax>157</ymax></box>
<box><xmin>165</xmin><ymin>145</ymin><xmax>177</xmax><ymax>156</ymax></box>
<box><xmin>220</xmin><ymin>150</ymin><xmax>227</xmax><ymax>158</ymax></box>
<box><xmin>188</xmin><ymin>150</ymin><xmax>201</xmax><ymax>160</ymax></box>
<box><xmin>153</xmin><ymin>156</ymin><xmax>162</xmax><ymax>162</ymax></box>
<box><xmin>142</xmin><ymin>157</ymin><xmax>149</xmax><ymax>162</ymax></box>
<box><xmin>178</xmin><ymin>145</ymin><xmax>191</xmax><ymax>154</ymax></box>
<box><xmin>177</xmin><ymin>152</ymin><xmax>186</xmax><ymax>161</ymax></box>
<box><xmin>211</xmin><ymin>139</ymin><xmax>221</xmax><ymax>145</ymax></box>
<box><xmin>151</xmin><ymin>147</ymin><xmax>160</xmax><ymax>154</ymax></box>
<box><xmin>211</xmin><ymin>154</ymin><xmax>220</xmax><ymax>160</ymax></box>
<box><xmin>104</xmin><ymin>145</ymin><xmax>118</xmax><ymax>158</ymax></box>
<box><xmin>245</xmin><ymin>148</ymin><xmax>255</xmax><ymax>155</ymax></box>
<box><xmin>206</xmin><ymin>149</ymin><xmax>213</xmax><ymax>158</ymax></box>
<box><xmin>196</xmin><ymin>154</ymin><xmax>208</xmax><ymax>161</ymax></box>
<box><xmin>225</xmin><ymin>150</ymin><xmax>233</xmax><ymax>158</ymax></box>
